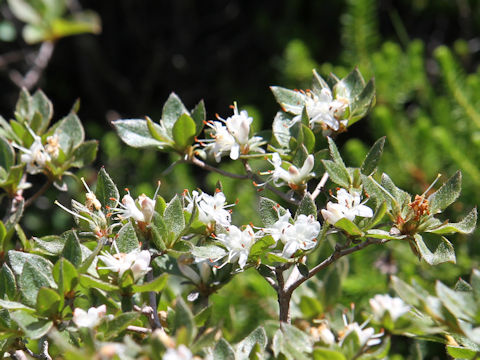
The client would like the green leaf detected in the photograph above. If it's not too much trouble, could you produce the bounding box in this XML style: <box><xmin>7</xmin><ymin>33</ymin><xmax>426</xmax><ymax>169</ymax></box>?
<box><xmin>258</xmin><ymin>197</ymin><xmax>287</xmax><ymax>227</ymax></box>
<box><xmin>31</xmin><ymin>90</ymin><xmax>53</xmax><ymax>132</ymax></box>
<box><xmin>301</xmin><ymin>124</ymin><xmax>315</xmax><ymax>153</ymax></box>
<box><xmin>149</xmin><ymin>214</ymin><xmax>167</xmax><ymax>251</ymax></box>
<box><xmin>52</xmin><ymin>258</ymin><xmax>78</xmax><ymax>295</ymax></box>
<box><xmin>50</xmin><ymin>12</ymin><xmax>101</xmax><ymax>39</ymax></box>
<box><xmin>70</xmin><ymin>140</ymin><xmax>98</xmax><ymax>168</ymax></box>
<box><xmin>36</xmin><ymin>287</ymin><xmax>61</xmax><ymax>318</ymax></box>
<box><xmin>0</xmin><ymin>264</ymin><xmax>16</xmax><ymax>300</ymax></box>
<box><xmin>61</xmin><ymin>231</ymin><xmax>82</xmax><ymax>267</ymax></box>
<box><xmin>0</xmin><ymin>221</ymin><xmax>5</xmax><ymax>251</ymax></box>
<box><xmin>350</xmin><ymin>78</ymin><xmax>376</xmax><ymax>125</ymax></box>
<box><xmin>366</xmin><ymin>229</ymin><xmax>406</xmax><ymax>240</ymax></box>
<box><xmin>95</xmin><ymin>167</ymin><xmax>119</xmax><ymax>209</ymax></box>
<box><xmin>18</xmin><ymin>262</ymin><xmax>52</xmax><ymax>307</ymax></box>
<box><xmin>174</xmin><ymin>298</ymin><xmax>196</xmax><ymax>344</ymax></box>
<box><xmin>312</xmin><ymin>69</ymin><xmax>329</xmax><ymax>94</ymax></box>
<box><xmin>360</xmin><ymin>137</ymin><xmax>385</xmax><ymax>175</ymax></box>
<box><xmin>327</xmin><ymin>137</ymin><xmax>346</xmax><ymax>167</ymax></box>
<box><xmin>172</xmin><ymin>113</ymin><xmax>196</xmax><ymax>150</ymax></box>
<box><xmin>364</xmin><ymin>201</ymin><xmax>387</xmax><ymax>230</ymax></box>
<box><xmin>0</xmin><ymin>299</ymin><xmax>33</xmax><ymax>311</ymax></box>
<box><xmin>214</xmin><ymin>338</ymin><xmax>236</xmax><ymax>360</ymax></box>
<box><xmin>235</xmin><ymin>327</ymin><xmax>267</xmax><ymax>359</ymax></box>
<box><xmin>54</xmin><ymin>112</ymin><xmax>85</xmax><ymax>153</ymax></box>
<box><xmin>272</xmin><ymin>111</ymin><xmax>293</xmax><ymax>148</ymax></box>
<box><xmin>270</xmin><ymin>86</ymin><xmax>305</xmax><ymax>114</ymax></box>
<box><xmin>249</xmin><ymin>236</ymin><xmax>276</xmax><ymax>257</ymax></box>
<box><xmin>162</xmin><ymin>93</ymin><xmax>189</xmax><ymax>135</ymax></box>
<box><xmin>191</xmin><ymin>245</ymin><xmax>227</xmax><ymax>260</ymax></box>
<box><xmin>446</xmin><ymin>346</ymin><xmax>477</xmax><ymax>360</ymax></box>
<box><xmin>313</xmin><ymin>348</ymin><xmax>346</xmax><ymax>360</ymax></box>
<box><xmin>334</xmin><ymin>68</ymin><xmax>365</xmax><ymax>100</ymax></box>
<box><xmin>428</xmin><ymin>171</ymin><xmax>462</xmax><ymax>214</ymax></box>
<box><xmin>191</xmin><ymin>100</ymin><xmax>206</xmax><ymax>135</ymax></box>
<box><xmin>322</xmin><ymin>160</ymin><xmax>351</xmax><ymax>188</ymax></box>
<box><xmin>113</xmin><ymin>119</ymin><xmax>169</xmax><ymax>148</ymax></box>
<box><xmin>78</xmin><ymin>239</ymin><xmax>104</xmax><ymax>274</ymax></box>
<box><xmin>6</xmin><ymin>0</ymin><xmax>41</xmax><ymax>25</ymax></box>
<box><xmin>427</xmin><ymin>208</ymin><xmax>477</xmax><ymax>235</ymax></box>
<box><xmin>391</xmin><ymin>276</ymin><xmax>423</xmax><ymax>309</ymax></box>
<box><xmin>436</xmin><ymin>281</ymin><xmax>477</xmax><ymax>321</ymax></box>
<box><xmin>164</xmin><ymin>195</ymin><xmax>185</xmax><ymax>238</ymax></box>
<box><xmin>296</xmin><ymin>194</ymin><xmax>317</xmax><ymax>219</ymax></box>
<box><xmin>79</xmin><ymin>274</ymin><xmax>120</xmax><ymax>292</ymax></box>
<box><xmin>7</xmin><ymin>250</ymin><xmax>54</xmax><ymax>286</ymax></box>
<box><xmin>116</xmin><ymin>222</ymin><xmax>139</xmax><ymax>253</ymax></box>
<box><xmin>10</xmin><ymin>311</ymin><xmax>52</xmax><ymax>340</ymax></box>
<box><xmin>380</xmin><ymin>173</ymin><xmax>410</xmax><ymax>208</ymax></box>
<box><xmin>132</xmin><ymin>273</ymin><xmax>168</xmax><ymax>293</ymax></box>
<box><xmin>413</xmin><ymin>234</ymin><xmax>456</xmax><ymax>265</ymax></box>
<box><xmin>104</xmin><ymin>312</ymin><xmax>140</xmax><ymax>340</ymax></box>
<box><xmin>0</xmin><ymin>137</ymin><xmax>14</xmax><ymax>172</ymax></box>
<box><xmin>155</xmin><ymin>195</ymin><xmax>167</xmax><ymax>215</ymax></box>
<box><xmin>33</xmin><ymin>235</ymin><xmax>65</xmax><ymax>255</ymax></box>
<box><xmin>194</xmin><ymin>306</ymin><xmax>212</xmax><ymax>327</ymax></box>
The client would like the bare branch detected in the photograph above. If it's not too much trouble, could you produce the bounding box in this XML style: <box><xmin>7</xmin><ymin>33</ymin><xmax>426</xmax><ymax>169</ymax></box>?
<box><xmin>24</xmin><ymin>179</ymin><xmax>53</xmax><ymax>209</ymax></box>
<box><xmin>311</xmin><ymin>172</ymin><xmax>329</xmax><ymax>200</ymax></box>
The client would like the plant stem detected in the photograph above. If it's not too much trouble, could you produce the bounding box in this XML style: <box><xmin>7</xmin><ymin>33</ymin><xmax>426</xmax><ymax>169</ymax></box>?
<box><xmin>24</xmin><ymin>179</ymin><xmax>53</xmax><ymax>209</ymax></box>
<box><xmin>190</xmin><ymin>156</ymin><xmax>250</xmax><ymax>179</ymax></box>
<box><xmin>146</xmin><ymin>270</ymin><xmax>163</xmax><ymax>330</ymax></box>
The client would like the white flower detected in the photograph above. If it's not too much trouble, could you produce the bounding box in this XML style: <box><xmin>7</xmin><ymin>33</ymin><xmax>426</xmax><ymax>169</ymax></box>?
<box><xmin>304</xmin><ymin>88</ymin><xmax>349</xmax><ymax>132</ymax></box>
<box><xmin>310</xmin><ymin>323</ymin><xmax>335</xmax><ymax>345</ymax></box>
<box><xmin>109</xmin><ymin>182</ymin><xmax>160</xmax><ymax>224</ymax></box>
<box><xmin>163</xmin><ymin>345</ymin><xmax>193</xmax><ymax>360</ymax></box>
<box><xmin>369</xmin><ymin>294</ymin><xmax>410</xmax><ymax>321</ymax></box>
<box><xmin>198</xmin><ymin>103</ymin><xmax>265</xmax><ymax>162</ymax></box>
<box><xmin>72</xmin><ymin>304</ymin><xmax>107</xmax><ymax>328</ymax></box>
<box><xmin>215</xmin><ymin>225</ymin><xmax>257</xmax><ymax>269</ymax></box>
<box><xmin>13</xmin><ymin>132</ymin><xmax>51</xmax><ymax>174</ymax></box>
<box><xmin>321</xmin><ymin>188</ymin><xmax>373</xmax><ymax>225</ymax></box>
<box><xmin>280</xmin><ymin>214</ymin><xmax>320</xmax><ymax>258</ymax></box>
<box><xmin>339</xmin><ymin>315</ymin><xmax>383</xmax><ymax>348</ymax></box>
<box><xmin>262</xmin><ymin>209</ymin><xmax>293</xmax><ymax>244</ymax></box>
<box><xmin>98</xmin><ymin>245</ymin><xmax>151</xmax><ymax>281</ymax></box>
<box><xmin>268</xmin><ymin>153</ymin><xmax>315</xmax><ymax>189</ymax></box>
<box><xmin>45</xmin><ymin>134</ymin><xmax>60</xmax><ymax>158</ymax></box>
<box><xmin>184</xmin><ymin>190</ymin><xmax>233</xmax><ymax>227</ymax></box>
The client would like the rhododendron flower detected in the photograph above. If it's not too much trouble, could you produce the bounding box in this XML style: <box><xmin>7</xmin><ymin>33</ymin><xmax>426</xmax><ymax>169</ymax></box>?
<box><xmin>215</xmin><ymin>225</ymin><xmax>257</xmax><ymax>269</ymax></box>
<box><xmin>267</xmin><ymin>153</ymin><xmax>315</xmax><ymax>189</ymax></box>
<box><xmin>261</xmin><ymin>209</ymin><xmax>292</xmax><ymax>244</ymax></box>
<box><xmin>72</xmin><ymin>304</ymin><xmax>107</xmax><ymax>328</ymax></box>
<box><xmin>13</xmin><ymin>132</ymin><xmax>51</xmax><ymax>174</ymax></box>
<box><xmin>339</xmin><ymin>315</ymin><xmax>383</xmax><ymax>347</ymax></box>
<box><xmin>321</xmin><ymin>188</ymin><xmax>373</xmax><ymax>225</ymax></box>
<box><xmin>305</xmin><ymin>88</ymin><xmax>349</xmax><ymax>132</ymax></box>
<box><xmin>98</xmin><ymin>245</ymin><xmax>151</xmax><ymax>281</ymax></box>
<box><xmin>198</xmin><ymin>103</ymin><xmax>265</xmax><ymax>162</ymax></box>
<box><xmin>184</xmin><ymin>190</ymin><xmax>233</xmax><ymax>227</ymax></box>
<box><xmin>369</xmin><ymin>294</ymin><xmax>410</xmax><ymax>321</ymax></box>
<box><xmin>281</xmin><ymin>214</ymin><xmax>320</xmax><ymax>258</ymax></box>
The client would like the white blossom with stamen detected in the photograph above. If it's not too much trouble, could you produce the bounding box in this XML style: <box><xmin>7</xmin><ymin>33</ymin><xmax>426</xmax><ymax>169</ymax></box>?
<box><xmin>321</xmin><ymin>188</ymin><xmax>373</xmax><ymax>225</ymax></box>
<box><xmin>184</xmin><ymin>189</ymin><xmax>233</xmax><ymax>227</ymax></box>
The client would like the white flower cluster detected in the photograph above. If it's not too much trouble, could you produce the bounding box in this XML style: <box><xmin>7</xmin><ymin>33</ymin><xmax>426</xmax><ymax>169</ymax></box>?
<box><xmin>184</xmin><ymin>189</ymin><xmax>233</xmax><ymax>227</ymax></box>
<box><xmin>321</xmin><ymin>188</ymin><xmax>373</xmax><ymax>225</ymax></box>
<box><xmin>304</xmin><ymin>88</ymin><xmax>349</xmax><ymax>132</ymax></box>
<box><xmin>12</xmin><ymin>128</ymin><xmax>61</xmax><ymax>175</ymax></box>
<box><xmin>339</xmin><ymin>315</ymin><xmax>383</xmax><ymax>348</ymax></box>
<box><xmin>72</xmin><ymin>304</ymin><xmax>107</xmax><ymax>328</ymax></box>
<box><xmin>198</xmin><ymin>104</ymin><xmax>265</xmax><ymax>162</ymax></box>
<box><xmin>98</xmin><ymin>243</ymin><xmax>152</xmax><ymax>281</ymax></box>
<box><xmin>262</xmin><ymin>210</ymin><xmax>320</xmax><ymax>258</ymax></box>
<box><xmin>215</xmin><ymin>225</ymin><xmax>257</xmax><ymax>269</ymax></box>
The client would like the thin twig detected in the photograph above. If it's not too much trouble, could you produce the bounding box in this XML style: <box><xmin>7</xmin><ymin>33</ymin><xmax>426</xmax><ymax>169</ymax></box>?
<box><xmin>24</xmin><ymin>179</ymin><xmax>53</xmax><ymax>209</ymax></box>
<box><xmin>22</xmin><ymin>337</ymin><xmax>52</xmax><ymax>360</ymax></box>
<box><xmin>311</xmin><ymin>172</ymin><xmax>329</xmax><ymax>200</ymax></box>
<box><xmin>146</xmin><ymin>270</ymin><xmax>163</xmax><ymax>330</ymax></box>
<box><xmin>161</xmin><ymin>159</ymin><xmax>185</xmax><ymax>176</ymax></box>
<box><xmin>190</xmin><ymin>156</ymin><xmax>250</xmax><ymax>180</ymax></box>
<box><xmin>127</xmin><ymin>325</ymin><xmax>152</xmax><ymax>334</ymax></box>
<box><xmin>9</xmin><ymin>41</ymin><xmax>55</xmax><ymax>90</ymax></box>
<box><xmin>287</xmin><ymin>238</ymin><xmax>389</xmax><ymax>293</ymax></box>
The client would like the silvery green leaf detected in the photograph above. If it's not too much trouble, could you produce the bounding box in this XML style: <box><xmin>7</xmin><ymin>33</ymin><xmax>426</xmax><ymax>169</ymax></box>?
<box><xmin>161</xmin><ymin>92</ymin><xmax>189</xmax><ymax>136</ymax></box>
<box><xmin>427</xmin><ymin>208</ymin><xmax>477</xmax><ymax>235</ymax></box>
<box><xmin>113</xmin><ymin>119</ymin><xmax>169</xmax><ymax>148</ymax></box>
<box><xmin>54</xmin><ymin>112</ymin><xmax>85</xmax><ymax>153</ymax></box>
<box><xmin>235</xmin><ymin>327</ymin><xmax>267</xmax><ymax>360</ymax></box>
<box><xmin>116</xmin><ymin>222</ymin><xmax>139</xmax><ymax>253</ymax></box>
<box><xmin>296</xmin><ymin>193</ymin><xmax>317</xmax><ymax>219</ymax></box>
<box><xmin>95</xmin><ymin>167</ymin><xmax>119</xmax><ymax>210</ymax></box>
<box><xmin>214</xmin><ymin>338</ymin><xmax>236</xmax><ymax>360</ymax></box>
<box><xmin>322</xmin><ymin>160</ymin><xmax>350</xmax><ymax>188</ymax></box>
<box><xmin>272</xmin><ymin>111</ymin><xmax>294</xmax><ymax>148</ymax></box>
<box><xmin>428</xmin><ymin>171</ymin><xmax>462</xmax><ymax>214</ymax></box>
<box><xmin>270</xmin><ymin>86</ymin><xmax>305</xmax><ymax>115</ymax></box>
<box><xmin>360</xmin><ymin>136</ymin><xmax>385</xmax><ymax>176</ymax></box>
<box><xmin>10</xmin><ymin>311</ymin><xmax>52</xmax><ymax>340</ymax></box>
<box><xmin>436</xmin><ymin>281</ymin><xmax>477</xmax><ymax>322</ymax></box>
<box><xmin>413</xmin><ymin>234</ymin><xmax>456</xmax><ymax>265</ymax></box>
<box><xmin>258</xmin><ymin>197</ymin><xmax>287</xmax><ymax>227</ymax></box>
